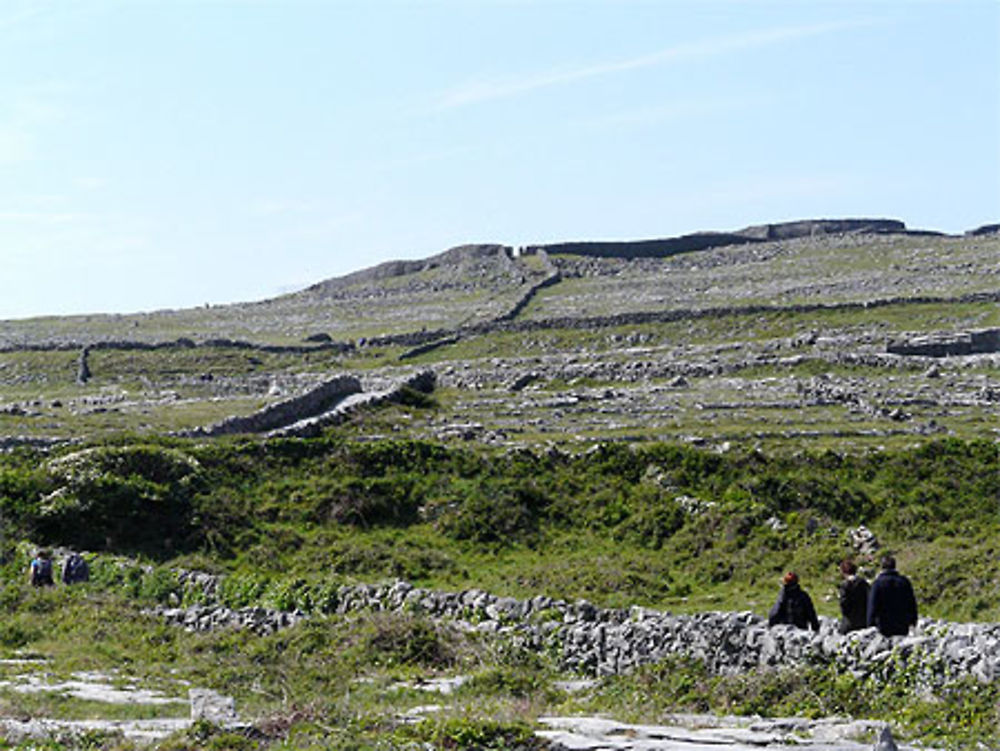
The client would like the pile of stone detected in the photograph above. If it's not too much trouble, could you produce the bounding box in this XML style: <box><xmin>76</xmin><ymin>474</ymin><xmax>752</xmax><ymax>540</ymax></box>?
<box><xmin>157</xmin><ymin>578</ymin><xmax>1000</xmax><ymax>689</ymax></box>
<box><xmin>158</xmin><ymin>604</ymin><xmax>307</xmax><ymax>635</ymax></box>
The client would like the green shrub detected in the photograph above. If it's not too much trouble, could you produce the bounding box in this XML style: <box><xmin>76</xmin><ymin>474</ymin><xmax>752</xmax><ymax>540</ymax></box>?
<box><xmin>362</xmin><ymin>613</ymin><xmax>456</xmax><ymax>669</ymax></box>
<box><xmin>412</xmin><ymin>716</ymin><xmax>544</xmax><ymax>750</ymax></box>
<box><xmin>35</xmin><ymin>445</ymin><xmax>202</xmax><ymax>555</ymax></box>
<box><xmin>439</xmin><ymin>478</ymin><xmax>547</xmax><ymax>546</ymax></box>
<box><xmin>460</xmin><ymin>666</ymin><xmax>556</xmax><ymax>700</ymax></box>
<box><xmin>0</xmin><ymin>620</ymin><xmax>40</xmax><ymax>648</ymax></box>
<box><xmin>617</xmin><ymin>485</ymin><xmax>685</xmax><ymax>549</ymax></box>
<box><xmin>159</xmin><ymin>719</ymin><xmax>256</xmax><ymax>751</ymax></box>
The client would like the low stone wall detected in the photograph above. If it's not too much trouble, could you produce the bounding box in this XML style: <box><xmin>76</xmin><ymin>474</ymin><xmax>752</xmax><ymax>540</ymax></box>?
<box><xmin>888</xmin><ymin>328</ymin><xmax>1000</xmax><ymax>357</ymax></box>
<box><xmin>0</xmin><ymin>337</ymin><xmax>354</xmax><ymax>355</ymax></box>
<box><xmin>266</xmin><ymin>369</ymin><xmax>436</xmax><ymax>438</ymax></box>
<box><xmin>0</xmin><ymin>435</ymin><xmax>73</xmax><ymax>452</ymax></box>
<box><xmin>179</xmin><ymin>374</ymin><xmax>361</xmax><ymax>437</ymax></box>
<box><xmin>496</xmin><ymin>269</ymin><xmax>562</xmax><ymax>323</ymax></box>
<box><xmin>399</xmin><ymin>336</ymin><xmax>461</xmax><ymax>361</ymax></box>
<box><xmin>524</xmin><ymin>220</ymin><xmax>914</xmax><ymax>260</ymax></box>
<box><xmin>158</xmin><ymin>577</ymin><xmax>1000</xmax><ymax>688</ymax></box>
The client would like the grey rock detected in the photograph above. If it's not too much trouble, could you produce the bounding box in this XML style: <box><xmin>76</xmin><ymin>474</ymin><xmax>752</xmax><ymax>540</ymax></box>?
<box><xmin>873</xmin><ymin>725</ymin><xmax>898</xmax><ymax>751</ymax></box>
<box><xmin>189</xmin><ymin>688</ymin><xmax>237</xmax><ymax>725</ymax></box>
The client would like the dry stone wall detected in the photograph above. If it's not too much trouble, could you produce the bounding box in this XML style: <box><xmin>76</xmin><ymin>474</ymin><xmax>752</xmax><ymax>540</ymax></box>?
<box><xmin>158</xmin><ymin>577</ymin><xmax>1000</xmax><ymax>689</ymax></box>
<box><xmin>266</xmin><ymin>370</ymin><xmax>436</xmax><ymax>438</ymax></box>
<box><xmin>178</xmin><ymin>374</ymin><xmax>362</xmax><ymax>437</ymax></box>
<box><xmin>887</xmin><ymin>328</ymin><xmax>1000</xmax><ymax>357</ymax></box>
<box><xmin>522</xmin><ymin>219</ymin><xmax>913</xmax><ymax>260</ymax></box>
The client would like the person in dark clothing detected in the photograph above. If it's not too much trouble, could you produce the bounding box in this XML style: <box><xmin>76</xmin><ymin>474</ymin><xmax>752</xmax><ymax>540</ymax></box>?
<box><xmin>768</xmin><ymin>571</ymin><xmax>820</xmax><ymax>631</ymax></box>
<box><xmin>29</xmin><ymin>549</ymin><xmax>54</xmax><ymax>587</ymax></box>
<box><xmin>867</xmin><ymin>554</ymin><xmax>918</xmax><ymax>637</ymax></box>
<box><xmin>62</xmin><ymin>552</ymin><xmax>90</xmax><ymax>585</ymax></box>
<box><xmin>838</xmin><ymin>558</ymin><xmax>870</xmax><ymax>634</ymax></box>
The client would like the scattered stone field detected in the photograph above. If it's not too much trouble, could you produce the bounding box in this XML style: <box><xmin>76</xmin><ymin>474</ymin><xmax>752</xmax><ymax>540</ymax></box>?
<box><xmin>1</xmin><ymin>219</ymin><xmax>998</xmax><ymax>451</ymax></box>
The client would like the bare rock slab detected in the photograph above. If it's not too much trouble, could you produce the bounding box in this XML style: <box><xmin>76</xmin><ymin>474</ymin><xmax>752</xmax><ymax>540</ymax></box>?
<box><xmin>537</xmin><ymin>716</ymin><xmax>935</xmax><ymax>751</ymax></box>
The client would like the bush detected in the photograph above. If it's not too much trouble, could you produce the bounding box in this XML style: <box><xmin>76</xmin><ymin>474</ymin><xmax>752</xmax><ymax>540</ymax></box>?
<box><xmin>439</xmin><ymin>478</ymin><xmax>547</xmax><ymax>546</ymax></box>
<box><xmin>412</xmin><ymin>716</ymin><xmax>545</xmax><ymax>750</ymax></box>
<box><xmin>362</xmin><ymin>613</ymin><xmax>457</xmax><ymax>669</ymax></box>
<box><xmin>617</xmin><ymin>485</ymin><xmax>685</xmax><ymax>549</ymax></box>
<box><xmin>35</xmin><ymin>445</ymin><xmax>202</xmax><ymax>555</ymax></box>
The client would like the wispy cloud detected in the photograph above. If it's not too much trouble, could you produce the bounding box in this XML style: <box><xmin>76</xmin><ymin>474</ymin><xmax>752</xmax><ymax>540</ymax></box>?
<box><xmin>0</xmin><ymin>211</ymin><xmax>94</xmax><ymax>224</ymax></box>
<box><xmin>0</xmin><ymin>5</ymin><xmax>49</xmax><ymax>32</ymax></box>
<box><xmin>434</xmin><ymin>20</ymin><xmax>872</xmax><ymax>110</ymax></box>
<box><xmin>580</xmin><ymin>95</ymin><xmax>765</xmax><ymax>131</ymax></box>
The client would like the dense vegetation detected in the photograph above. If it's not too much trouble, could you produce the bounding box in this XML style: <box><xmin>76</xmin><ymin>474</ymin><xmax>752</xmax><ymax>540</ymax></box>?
<box><xmin>1</xmin><ymin>434</ymin><xmax>998</xmax><ymax>618</ymax></box>
<box><xmin>0</xmin><ymin>431</ymin><xmax>997</xmax><ymax>749</ymax></box>
<box><xmin>1</xmin><ymin>229</ymin><xmax>999</xmax><ymax>747</ymax></box>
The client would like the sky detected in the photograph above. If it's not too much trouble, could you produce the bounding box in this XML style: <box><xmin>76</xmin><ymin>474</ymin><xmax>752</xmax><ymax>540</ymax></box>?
<box><xmin>1</xmin><ymin>0</ymin><xmax>998</xmax><ymax>320</ymax></box>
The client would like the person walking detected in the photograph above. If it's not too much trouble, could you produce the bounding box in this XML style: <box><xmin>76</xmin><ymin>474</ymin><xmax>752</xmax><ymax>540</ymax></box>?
<box><xmin>62</xmin><ymin>552</ymin><xmax>90</xmax><ymax>585</ymax></box>
<box><xmin>837</xmin><ymin>558</ymin><xmax>870</xmax><ymax>634</ymax></box>
<box><xmin>867</xmin><ymin>554</ymin><xmax>918</xmax><ymax>637</ymax></box>
<box><xmin>29</xmin><ymin>549</ymin><xmax>54</xmax><ymax>587</ymax></box>
<box><xmin>768</xmin><ymin>571</ymin><xmax>820</xmax><ymax>631</ymax></box>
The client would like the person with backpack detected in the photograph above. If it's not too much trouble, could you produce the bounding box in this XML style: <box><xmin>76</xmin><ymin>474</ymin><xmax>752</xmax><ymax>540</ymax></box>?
<box><xmin>837</xmin><ymin>558</ymin><xmax>870</xmax><ymax>634</ymax></box>
<box><xmin>867</xmin><ymin>554</ymin><xmax>918</xmax><ymax>637</ymax></box>
<box><xmin>29</xmin><ymin>549</ymin><xmax>54</xmax><ymax>587</ymax></box>
<box><xmin>62</xmin><ymin>552</ymin><xmax>90</xmax><ymax>585</ymax></box>
<box><xmin>768</xmin><ymin>571</ymin><xmax>820</xmax><ymax>631</ymax></box>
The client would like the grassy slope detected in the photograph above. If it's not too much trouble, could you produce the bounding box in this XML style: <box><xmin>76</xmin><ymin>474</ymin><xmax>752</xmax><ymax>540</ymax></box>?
<box><xmin>0</xmin><ymin>422</ymin><xmax>998</xmax><ymax>749</ymax></box>
<box><xmin>0</xmin><ymin>232</ymin><xmax>999</xmax><ymax>748</ymax></box>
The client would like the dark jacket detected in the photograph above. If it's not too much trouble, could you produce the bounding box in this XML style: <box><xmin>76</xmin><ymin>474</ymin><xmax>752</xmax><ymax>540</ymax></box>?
<box><xmin>768</xmin><ymin>583</ymin><xmax>820</xmax><ymax>631</ymax></box>
<box><xmin>29</xmin><ymin>557</ymin><xmax>53</xmax><ymax>587</ymax></box>
<box><xmin>838</xmin><ymin>575</ymin><xmax>870</xmax><ymax>634</ymax></box>
<box><xmin>867</xmin><ymin>569</ymin><xmax>918</xmax><ymax>636</ymax></box>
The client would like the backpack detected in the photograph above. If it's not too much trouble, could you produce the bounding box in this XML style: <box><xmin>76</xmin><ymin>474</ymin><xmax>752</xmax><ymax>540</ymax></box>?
<box><xmin>63</xmin><ymin>553</ymin><xmax>89</xmax><ymax>584</ymax></box>
<box><xmin>31</xmin><ymin>557</ymin><xmax>53</xmax><ymax>586</ymax></box>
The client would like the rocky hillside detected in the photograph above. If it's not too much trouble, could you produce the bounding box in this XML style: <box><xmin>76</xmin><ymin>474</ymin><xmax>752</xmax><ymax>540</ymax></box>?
<box><xmin>0</xmin><ymin>213</ymin><xmax>998</xmax><ymax>750</ymax></box>
<box><xmin>0</xmin><ymin>218</ymin><xmax>998</xmax><ymax>451</ymax></box>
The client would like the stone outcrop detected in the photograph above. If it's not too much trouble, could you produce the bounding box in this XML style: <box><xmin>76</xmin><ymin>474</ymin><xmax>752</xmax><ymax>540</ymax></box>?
<box><xmin>887</xmin><ymin>328</ymin><xmax>1000</xmax><ymax>357</ymax></box>
<box><xmin>966</xmin><ymin>223</ymin><xmax>1000</xmax><ymax>236</ymax></box>
<box><xmin>305</xmin><ymin>244</ymin><xmax>514</xmax><ymax>296</ymax></box>
<box><xmin>538</xmin><ymin>715</ymin><xmax>903</xmax><ymax>751</ymax></box>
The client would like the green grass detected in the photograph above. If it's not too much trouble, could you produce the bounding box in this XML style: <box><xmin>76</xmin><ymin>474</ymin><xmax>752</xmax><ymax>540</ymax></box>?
<box><xmin>526</xmin><ymin>234</ymin><xmax>1000</xmax><ymax>320</ymax></box>
<box><xmin>0</xmin><ymin>433</ymin><xmax>996</xmax><ymax>747</ymax></box>
<box><xmin>0</xmin><ymin>543</ymin><xmax>995</xmax><ymax>749</ymax></box>
<box><xmin>0</xmin><ymin>234</ymin><xmax>999</xmax><ymax>748</ymax></box>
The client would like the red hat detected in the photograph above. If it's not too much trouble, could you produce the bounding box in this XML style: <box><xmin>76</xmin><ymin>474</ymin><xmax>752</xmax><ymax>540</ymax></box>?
<box><xmin>783</xmin><ymin>571</ymin><xmax>799</xmax><ymax>586</ymax></box>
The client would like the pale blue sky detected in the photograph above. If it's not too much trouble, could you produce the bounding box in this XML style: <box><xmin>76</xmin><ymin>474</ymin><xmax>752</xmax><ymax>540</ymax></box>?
<box><xmin>2</xmin><ymin>0</ymin><xmax>998</xmax><ymax>319</ymax></box>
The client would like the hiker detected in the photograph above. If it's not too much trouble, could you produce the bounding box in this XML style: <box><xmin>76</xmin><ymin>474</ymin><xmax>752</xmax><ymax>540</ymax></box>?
<box><xmin>29</xmin><ymin>549</ymin><xmax>54</xmax><ymax>587</ymax></box>
<box><xmin>837</xmin><ymin>558</ymin><xmax>870</xmax><ymax>634</ymax></box>
<box><xmin>867</xmin><ymin>554</ymin><xmax>918</xmax><ymax>637</ymax></box>
<box><xmin>768</xmin><ymin>571</ymin><xmax>820</xmax><ymax>631</ymax></box>
<box><xmin>62</xmin><ymin>552</ymin><xmax>90</xmax><ymax>585</ymax></box>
